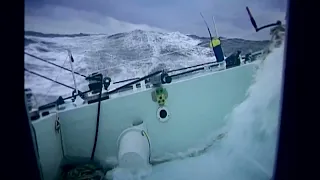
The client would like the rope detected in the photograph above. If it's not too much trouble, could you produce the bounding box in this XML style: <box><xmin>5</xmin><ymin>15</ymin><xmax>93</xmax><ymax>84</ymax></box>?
<box><xmin>60</xmin><ymin>123</ymin><xmax>65</xmax><ymax>158</ymax></box>
<box><xmin>43</xmin><ymin>55</ymin><xmax>69</xmax><ymax>102</ymax></box>
<box><xmin>25</xmin><ymin>52</ymin><xmax>87</xmax><ymax>78</ymax></box>
<box><xmin>60</xmin><ymin>163</ymin><xmax>105</xmax><ymax>180</ymax></box>
<box><xmin>55</xmin><ymin>110</ymin><xmax>65</xmax><ymax>158</ymax></box>
<box><xmin>25</xmin><ymin>68</ymin><xmax>75</xmax><ymax>90</ymax></box>
<box><xmin>90</xmin><ymin>75</ymin><xmax>103</xmax><ymax>161</ymax></box>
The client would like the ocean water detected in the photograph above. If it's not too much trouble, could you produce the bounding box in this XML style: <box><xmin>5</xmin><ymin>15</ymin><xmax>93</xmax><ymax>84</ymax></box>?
<box><xmin>139</xmin><ymin>43</ymin><xmax>284</xmax><ymax>180</ymax></box>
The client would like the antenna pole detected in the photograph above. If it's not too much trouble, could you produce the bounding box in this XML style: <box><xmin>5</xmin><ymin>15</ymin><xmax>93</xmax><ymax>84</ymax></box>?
<box><xmin>200</xmin><ymin>12</ymin><xmax>225</xmax><ymax>63</ymax></box>
<box><xmin>246</xmin><ymin>6</ymin><xmax>281</xmax><ymax>32</ymax></box>
<box><xmin>200</xmin><ymin>12</ymin><xmax>215</xmax><ymax>54</ymax></box>
<box><xmin>212</xmin><ymin>16</ymin><xmax>219</xmax><ymax>38</ymax></box>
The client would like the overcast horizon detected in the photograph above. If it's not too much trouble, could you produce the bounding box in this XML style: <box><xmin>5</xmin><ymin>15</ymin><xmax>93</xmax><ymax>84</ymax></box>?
<box><xmin>25</xmin><ymin>0</ymin><xmax>287</xmax><ymax>40</ymax></box>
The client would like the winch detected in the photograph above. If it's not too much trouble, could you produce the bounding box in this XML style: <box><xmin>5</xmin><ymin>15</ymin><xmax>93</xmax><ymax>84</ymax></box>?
<box><xmin>85</xmin><ymin>73</ymin><xmax>103</xmax><ymax>94</ymax></box>
<box><xmin>85</xmin><ymin>73</ymin><xmax>112</xmax><ymax>94</ymax></box>
<box><xmin>149</xmin><ymin>70</ymin><xmax>172</xmax><ymax>87</ymax></box>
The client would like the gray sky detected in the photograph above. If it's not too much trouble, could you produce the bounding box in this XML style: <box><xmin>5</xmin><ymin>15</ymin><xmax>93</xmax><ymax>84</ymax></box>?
<box><xmin>25</xmin><ymin>0</ymin><xmax>287</xmax><ymax>40</ymax></box>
